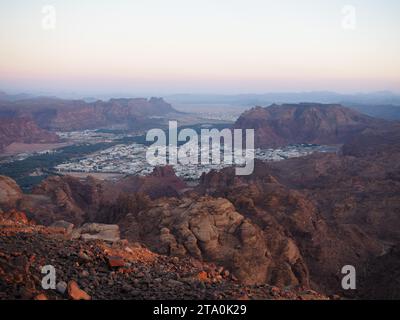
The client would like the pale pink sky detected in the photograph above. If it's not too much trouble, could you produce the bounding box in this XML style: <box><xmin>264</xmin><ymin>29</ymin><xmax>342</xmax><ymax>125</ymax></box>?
<box><xmin>1</xmin><ymin>0</ymin><xmax>399</xmax><ymax>95</ymax></box>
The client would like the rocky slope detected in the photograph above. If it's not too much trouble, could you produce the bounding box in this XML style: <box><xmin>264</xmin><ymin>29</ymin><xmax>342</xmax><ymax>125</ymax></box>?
<box><xmin>196</xmin><ymin>160</ymin><xmax>383</xmax><ymax>294</ymax></box>
<box><xmin>195</xmin><ymin>123</ymin><xmax>400</xmax><ymax>295</ymax></box>
<box><xmin>0</xmin><ymin>210</ymin><xmax>327</xmax><ymax>300</ymax></box>
<box><xmin>0</xmin><ymin>97</ymin><xmax>176</xmax><ymax>131</ymax></box>
<box><xmin>0</xmin><ymin>117</ymin><xmax>60</xmax><ymax>153</ymax></box>
<box><xmin>358</xmin><ymin>245</ymin><xmax>400</xmax><ymax>300</ymax></box>
<box><xmin>234</xmin><ymin>103</ymin><xmax>386</xmax><ymax>147</ymax></box>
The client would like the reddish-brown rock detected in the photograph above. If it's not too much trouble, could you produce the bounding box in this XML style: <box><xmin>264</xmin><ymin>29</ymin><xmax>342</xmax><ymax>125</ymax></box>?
<box><xmin>107</xmin><ymin>256</ymin><xmax>125</xmax><ymax>268</ymax></box>
<box><xmin>0</xmin><ymin>97</ymin><xmax>175</xmax><ymax>131</ymax></box>
<box><xmin>67</xmin><ymin>281</ymin><xmax>91</xmax><ymax>300</ymax></box>
<box><xmin>0</xmin><ymin>117</ymin><xmax>59</xmax><ymax>153</ymax></box>
<box><xmin>0</xmin><ymin>176</ymin><xmax>23</xmax><ymax>210</ymax></box>
<box><xmin>234</xmin><ymin>103</ymin><xmax>387</xmax><ymax>148</ymax></box>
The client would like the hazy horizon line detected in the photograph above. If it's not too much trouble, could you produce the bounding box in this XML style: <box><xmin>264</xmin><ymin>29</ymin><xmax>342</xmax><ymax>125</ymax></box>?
<box><xmin>2</xmin><ymin>89</ymin><xmax>400</xmax><ymax>100</ymax></box>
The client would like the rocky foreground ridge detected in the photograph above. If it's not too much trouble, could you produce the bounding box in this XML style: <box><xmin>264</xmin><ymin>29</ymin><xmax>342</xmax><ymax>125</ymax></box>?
<box><xmin>0</xmin><ymin>210</ymin><xmax>327</xmax><ymax>300</ymax></box>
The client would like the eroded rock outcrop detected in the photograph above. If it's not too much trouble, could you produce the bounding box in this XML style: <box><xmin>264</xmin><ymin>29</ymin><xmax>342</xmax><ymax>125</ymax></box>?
<box><xmin>21</xmin><ymin>167</ymin><xmax>186</xmax><ymax>226</ymax></box>
<box><xmin>0</xmin><ymin>175</ymin><xmax>23</xmax><ymax>210</ymax></box>
<box><xmin>0</xmin><ymin>117</ymin><xmax>60</xmax><ymax>153</ymax></box>
<box><xmin>197</xmin><ymin>159</ymin><xmax>385</xmax><ymax>293</ymax></box>
<box><xmin>118</xmin><ymin>196</ymin><xmax>308</xmax><ymax>287</ymax></box>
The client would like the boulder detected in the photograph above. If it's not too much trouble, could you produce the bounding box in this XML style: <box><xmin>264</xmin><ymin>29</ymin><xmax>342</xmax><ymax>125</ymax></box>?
<box><xmin>72</xmin><ymin>223</ymin><xmax>120</xmax><ymax>242</ymax></box>
<box><xmin>50</xmin><ymin>220</ymin><xmax>74</xmax><ymax>235</ymax></box>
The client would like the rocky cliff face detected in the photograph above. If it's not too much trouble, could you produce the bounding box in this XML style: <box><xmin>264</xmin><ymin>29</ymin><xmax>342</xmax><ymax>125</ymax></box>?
<box><xmin>197</xmin><ymin>125</ymin><xmax>400</xmax><ymax>293</ymax></box>
<box><xmin>23</xmin><ymin>175</ymin><xmax>104</xmax><ymax>226</ymax></box>
<box><xmin>196</xmin><ymin>160</ymin><xmax>385</xmax><ymax>293</ymax></box>
<box><xmin>0</xmin><ymin>97</ymin><xmax>176</xmax><ymax>131</ymax></box>
<box><xmin>234</xmin><ymin>103</ymin><xmax>386</xmax><ymax>148</ymax></box>
<box><xmin>0</xmin><ymin>117</ymin><xmax>60</xmax><ymax>152</ymax></box>
<box><xmin>118</xmin><ymin>196</ymin><xmax>287</xmax><ymax>286</ymax></box>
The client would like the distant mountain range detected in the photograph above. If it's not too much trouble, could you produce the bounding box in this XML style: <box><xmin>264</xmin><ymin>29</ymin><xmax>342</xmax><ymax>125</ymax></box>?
<box><xmin>167</xmin><ymin>91</ymin><xmax>400</xmax><ymax>120</ymax></box>
<box><xmin>0</xmin><ymin>92</ymin><xmax>178</xmax><ymax>153</ymax></box>
<box><xmin>167</xmin><ymin>91</ymin><xmax>400</xmax><ymax>106</ymax></box>
<box><xmin>0</xmin><ymin>95</ymin><xmax>176</xmax><ymax>131</ymax></box>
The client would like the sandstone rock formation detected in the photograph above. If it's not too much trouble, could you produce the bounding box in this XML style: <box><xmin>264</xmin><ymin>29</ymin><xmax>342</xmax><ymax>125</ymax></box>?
<box><xmin>196</xmin><ymin>158</ymin><xmax>392</xmax><ymax>293</ymax></box>
<box><xmin>0</xmin><ymin>117</ymin><xmax>59</xmax><ymax>153</ymax></box>
<box><xmin>0</xmin><ymin>210</ymin><xmax>327</xmax><ymax>300</ymax></box>
<box><xmin>234</xmin><ymin>103</ymin><xmax>386</xmax><ymax>148</ymax></box>
<box><xmin>0</xmin><ymin>97</ymin><xmax>176</xmax><ymax>131</ymax></box>
<box><xmin>112</xmin><ymin>166</ymin><xmax>187</xmax><ymax>200</ymax></box>
<box><xmin>0</xmin><ymin>175</ymin><xmax>23</xmax><ymax>210</ymax></box>
<box><xmin>20</xmin><ymin>167</ymin><xmax>186</xmax><ymax>226</ymax></box>
<box><xmin>117</xmin><ymin>196</ymin><xmax>309</xmax><ymax>287</ymax></box>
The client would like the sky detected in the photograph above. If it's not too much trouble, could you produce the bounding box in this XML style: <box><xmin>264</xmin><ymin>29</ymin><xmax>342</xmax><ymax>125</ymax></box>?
<box><xmin>0</xmin><ymin>0</ymin><xmax>399</xmax><ymax>96</ymax></box>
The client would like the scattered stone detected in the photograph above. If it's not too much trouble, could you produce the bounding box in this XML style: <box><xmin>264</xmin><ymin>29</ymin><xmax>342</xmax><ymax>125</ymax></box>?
<box><xmin>125</xmin><ymin>247</ymin><xmax>133</xmax><ymax>254</ymax></box>
<box><xmin>198</xmin><ymin>271</ymin><xmax>208</xmax><ymax>282</ymax></box>
<box><xmin>78</xmin><ymin>250</ymin><xmax>91</xmax><ymax>263</ymax></box>
<box><xmin>56</xmin><ymin>281</ymin><xmax>68</xmax><ymax>295</ymax></box>
<box><xmin>80</xmin><ymin>270</ymin><xmax>90</xmax><ymax>277</ymax></box>
<box><xmin>34</xmin><ymin>293</ymin><xmax>48</xmax><ymax>300</ymax></box>
<box><xmin>67</xmin><ymin>280</ymin><xmax>91</xmax><ymax>300</ymax></box>
<box><xmin>107</xmin><ymin>256</ymin><xmax>125</xmax><ymax>268</ymax></box>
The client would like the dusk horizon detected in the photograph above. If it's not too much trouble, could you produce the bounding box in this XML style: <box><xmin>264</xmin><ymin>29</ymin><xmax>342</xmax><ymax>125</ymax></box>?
<box><xmin>1</xmin><ymin>0</ymin><xmax>399</xmax><ymax>94</ymax></box>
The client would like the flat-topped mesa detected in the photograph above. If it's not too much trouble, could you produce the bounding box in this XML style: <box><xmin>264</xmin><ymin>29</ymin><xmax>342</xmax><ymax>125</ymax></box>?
<box><xmin>234</xmin><ymin>103</ymin><xmax>387</xmax><ymax>148</ymax></box>
<box><xmin>0</xmin><ymin>97</ymin><xmax>176</xmax><ymax>131</ymax></box>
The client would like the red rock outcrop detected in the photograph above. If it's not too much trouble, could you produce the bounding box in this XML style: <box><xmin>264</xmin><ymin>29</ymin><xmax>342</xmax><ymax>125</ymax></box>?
<box><xmin>234</xmin><ymin>103</ymin><xmax>387</xmax><ymax>148</ymax></box>
<box><xmin>196</xmin><ymin>158</ymin><xmax>391</xmax><ymax>293</ymax></box>
<box><xmin>0</xmin><ymin>117</ymin><xmax>59</xmax><ymax>153</ymax></box>
<box><xmin>112</xmin><ymin>166</ymin><xmax>187</xmax><ymax>200</ymax></box>
<box><xmin>20</xmin><ymin>167</ymin><xmax>186</xmax><ymax>226</ymax></box>
<box><xmin>0</xmin><ymin>211</ymin><xmax>327</xmax><ymax>300</ymax></box>
<box><xmin>118</xmin><ymin>196</ymin><xmax>309</xmax><ymax>287</ymax></box>
<box><xmin>0</xmin><ymin>175</ymin><xmax>23</xmax><ymax>210</ymax></box>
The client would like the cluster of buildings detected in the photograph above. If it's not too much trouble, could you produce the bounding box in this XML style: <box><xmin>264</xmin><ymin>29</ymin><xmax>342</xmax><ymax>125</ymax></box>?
<box><xmin>56</xmin><ymin>130</ymin><xmax>132</xmax><ymax>143</ymax></box>
<box><xmin>54</xmin><ymin>142</ymin><xmax>338</xmax><ymax>180</ymax></box>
